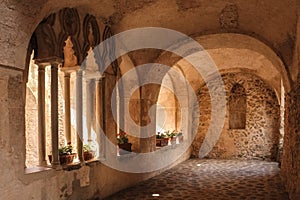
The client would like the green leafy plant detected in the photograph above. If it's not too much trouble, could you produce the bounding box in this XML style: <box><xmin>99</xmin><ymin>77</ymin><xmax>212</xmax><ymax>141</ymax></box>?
<box><xmin>171</xmin><ymin>130</ymin><xmax>183</xmax><ymax>137</ymax></box>
<box><xmin>176</xmin><ymin>131</ymin><xmax>183</xmax><ymax>136</ymax></box>
<box><xmin>117</xmin><ymin>131</ymin><xmax>129</xmax><ymax>144</ymax></box>
<box><xmin>163</xmin><ymin>130</ymin><xmax>176</xmax><ymax>138</ymax></box>
<box><xmin>161</xmin><ymin>130</ymin><xmax>183</xmax><ymax>138</ymax></box>
<box><xmin>83</xmin><ymin>144</ymin><xmax>95</xmax><ymax>152</ymax></box>
<box><xmin>58</xmin><ymin>145</ymin><xmax>73</xmax><ymax>156</ymax></box>
<box><xmin>156</xmin><ymin>132</ymin><xmax>167</xmax><ymax>139</ymax></box>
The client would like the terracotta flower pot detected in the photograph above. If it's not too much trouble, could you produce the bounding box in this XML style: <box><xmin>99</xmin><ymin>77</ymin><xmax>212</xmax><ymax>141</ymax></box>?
<box><xmin>84</xmin><ymin>151</ymin><xmax>95</xmax><ymax>161</ymax></box>
<box><xmin>177</xmin><ymin>135</ymin><xmax>183</xmax><ymax>143</ymax></box>
<box><xmin>170</xmin><ymin>137</ymin><xmax>177</xmax><ymax>145</ymax></box>
<box><xmin>156</xmin><ymin>138</ymin><xmax>169</xmax><ymax>147</ymax></box>
<box><xmin>48</xmin><ymin>153</ymin><xmax>76</xmax><ymax>165</ymax></box>
<box><xmin>118</xmin><ymin>143</ymin><xmax>132</xmax><ymax>155</ymax></box>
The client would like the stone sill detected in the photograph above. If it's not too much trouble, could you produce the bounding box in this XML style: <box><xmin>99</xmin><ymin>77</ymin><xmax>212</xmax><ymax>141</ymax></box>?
<box><xmin>116</xmin><ymin>143</ymin><xmax>185</xmax><ymax>160</ymax></box>
<box><xmin>25</xmin><ymin>166</ymin><xmax>53</xmax><ymax>174</ymax></box>
<box><xmin>156</xmin><ymin>143</ymin><xmax>183</xmax><ymax>151</ymax></box>
<box><xmin>117</xmin><ymin>152</ymin><xmax>138</xmax><ymax>160</ymax></box>
<box><xmin>20</xmin><ymin>159</ymin><xmax>102</xmax><ymax>185</ymax></box>
<box><xmin>25</xmin><ymin>158</ymin><xmax>101</xmax><ymax>174</ymax></box>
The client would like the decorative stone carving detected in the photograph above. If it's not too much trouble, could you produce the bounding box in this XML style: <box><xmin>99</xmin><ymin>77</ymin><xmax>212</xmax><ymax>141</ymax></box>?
<box><xmin>63</xmin><ymin>36</ymin><xmax>78</xmax><ymax>68</ymax></box>
<box><xmin>102</xmin><ymin>26</ymin><xmax>119</xmax><ymax>75</ymax></box>
<box><xmin>83</xmin><ymin>14</ymin><xmax>100</xmax><ymax>57</ymax></box>
<box><xmin>58</xmin><ymin>8</ymin><xmax>81</xmax><ymax>64</ymax></box>
<box><xmin>59</xmin><ymin>8</ymin><xmax>80</xmax><ymax>37</ymax></box>
<box><xmin>102</xmin><ymin>26</ymin><xmax>111</xmax><ymax>64</ymax></box>
<box><xmin>34</xmin><ymin>22</ymin><xmax>57</xmax><ymax>59</ymax></box>
<box><xmin>219</xmin><ymin>4</ymin><xmax>239</xmax><ymax>29</ymax></box>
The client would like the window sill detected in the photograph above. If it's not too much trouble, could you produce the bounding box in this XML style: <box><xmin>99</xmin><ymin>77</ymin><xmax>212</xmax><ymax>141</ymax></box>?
<box><xmin>117</xmin><ymin>152</ymin><xmax>137</xmax><ymax>159</ymax></box>
<box><xmin>25</xmin><ymin>158</ymin><xmax>101</xmax><ymax>173</ymax></box>
<box><xmin>25</xmin><ymin>166</ymin><xmax>53</xmax><ymax>174</ymax></box>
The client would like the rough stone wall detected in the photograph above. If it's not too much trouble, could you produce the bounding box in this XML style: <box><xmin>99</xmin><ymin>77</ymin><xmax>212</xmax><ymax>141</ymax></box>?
<box><xmin>281</xmin><ymin>81</ymin><xmax>300</xmax><ymax>199</ymax></box>
<box><xmin>25</xmin><ymin>87</ymin><xmax>38</xmax><ymax>167</ymax></box>
<box><xmin>191</xmin><ymin>73</ymin><xmax>280</xmax><ymax>160</ymax></box>
<box><xmin>25</xmin><ymin>59</ymin><xmax>39</xmax><ymax>167</ymax></box>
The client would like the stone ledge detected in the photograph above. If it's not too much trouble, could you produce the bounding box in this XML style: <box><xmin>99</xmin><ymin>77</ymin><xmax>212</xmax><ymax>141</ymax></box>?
<box><xmin>25</xmin><ymin>166</ymin><xmax>53</xmax><ymax>174</ymax></box>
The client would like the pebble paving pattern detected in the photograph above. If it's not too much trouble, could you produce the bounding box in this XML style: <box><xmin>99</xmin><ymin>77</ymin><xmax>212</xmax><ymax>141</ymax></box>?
<box><xmin>105</xmin><ymin>159</ymin><xmax>289</xmax><ymax>200</ymax></box>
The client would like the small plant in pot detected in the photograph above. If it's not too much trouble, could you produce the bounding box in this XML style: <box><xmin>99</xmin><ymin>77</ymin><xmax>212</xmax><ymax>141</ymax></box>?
<box><xmin>167</xmin><ymin>130</ymin><xmax>184</xmax><ymax>144</ymax></box>
<box><xmin>83</xmin><ymin>144</ymin><xmax>95</xmax><ymax>161</ymax></box>
<box><xmin>117</xmin><ymin>131</ymin><xmax>132</xmax><ymax>155</ymax></box>
<box><xmin>156</xmin><ymin>132</ymin><xmax>169</xmax><ymax>147</ymax></box>
<box><xmin>175</xmin><ymin>130</ymin><xmax>183</xmax><ymax>144</ymax></box>
<box><xmin>48</xmin><ymin>144</ymin><xmax>76</xmax><ymax>165</ymax></box>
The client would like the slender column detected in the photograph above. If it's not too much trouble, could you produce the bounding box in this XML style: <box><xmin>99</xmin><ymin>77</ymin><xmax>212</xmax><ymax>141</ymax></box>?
<box><xmin>86</xmin><ymin>79</ymin><xmax>95</xmax><ymax>143</ymax></box>
<box><xmin>102</xmin><ymin>77</ymin><xmax>106</xmax><ymax>154</ymax></box>
<box><xmin>64</xmin><ymin>72</ymin><xmax>71</xmax><ymax>145</ymax></box>
<box><xmin>38</xmin><ymin>65</ymin><xmax>46</xmax><ymax>166</ymax></box>
<box><xmin>76</xmin><ymin>70</ymin><xmax>84</xmax><ymax>162</ymax></box>
<box><xmin>102</xmin><ymin>77</ymin><xmax>106</xmax><ymax>134</ymax></box>
<box><xmin>96</xmin><ymin>78</ymin><xmax>105</xmax><ymax>159</ymax></box>
<box><xmin>51</xmin><ymin>63</ymin><xmax>60</xmax><ymax>167</ymax></box>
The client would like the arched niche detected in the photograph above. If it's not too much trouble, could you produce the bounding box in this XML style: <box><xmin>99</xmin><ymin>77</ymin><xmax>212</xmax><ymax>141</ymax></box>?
<box><xmin>229</xmin><ymin>83</ymin><xmax>246</xmax><ymax>129</ymax></box>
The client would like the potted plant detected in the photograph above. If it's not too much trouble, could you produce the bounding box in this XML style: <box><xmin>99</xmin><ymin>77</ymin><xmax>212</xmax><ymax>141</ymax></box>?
<box><xmin>167</xmin><ymin>130</ymin><xmax>177</xmax><ymax>145</ymax></box>
<box><xmin>176</xmin><ymin>131</ymin><xmax>184</xmax><ymax>144</ymax></box>
<box><xmin>83</xmin><ymin>144</ymin><xmax>95</xmax><ymax>161</ymax></box>
<box><xmin>156</xmin><ymin>132</ymin><xmax>169</xmax><ymax>147</ymax></box>
<box><xmin>117</xmin><ymin>131</ymin><xmax>132</xmax><ymax>155</ymax></box>
<box><xmin>48</xmin><ymin>145</ymin><xmax>76</xmax><ymax>165</ymax></box>
<box><xmin>157</xmin><ymin>130</ymin><xmax>183</xmax><ymax>145</ymax></box>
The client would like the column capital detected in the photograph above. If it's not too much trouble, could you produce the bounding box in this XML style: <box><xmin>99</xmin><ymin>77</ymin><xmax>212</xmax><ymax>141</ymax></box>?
<box><xmin>60</xmin><ymin>65</ymin><xmax>80</xmax><ymax>74</ymax></box>
<box><xmin>37</xmin><ymin>65</ymin><xmax>46</xmax><ymax>71</ymax></box>
<box><xmin>34</xmin><ymin>56</ymin><xmax>63</xmax><ymax>66</ymax></box>
<box><xmin>64</xmin><ymin>73</ymin><xmax>71</xmax><ymax>79</ymax></box>
<box><xmin>83</xmin><ymin>71</ymin><xmax>104</xmax><ymax>80</ymax></box>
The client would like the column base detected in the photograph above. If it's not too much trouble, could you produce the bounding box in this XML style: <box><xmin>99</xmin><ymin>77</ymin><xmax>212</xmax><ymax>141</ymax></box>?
<box><xmin>38</xmin><ymin>160</ymin><xmax>47</xmax><ymax>166</ymax></box>
<box><xmin>51</xmin><ymin>162</ymin><xmax>62</xmax><ymax>170</ymax></box>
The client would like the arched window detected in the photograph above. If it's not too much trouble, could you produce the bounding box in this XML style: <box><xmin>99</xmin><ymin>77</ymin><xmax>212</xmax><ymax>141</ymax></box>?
<box><xmin>25</xmin><ymin>9</ymin><xmax>107</xmax><ymax>169</ymax></box>
<box><xmin>229</xmin><ymin>83</ymin><xmax>246</xmax><ymax>129</ymax></box>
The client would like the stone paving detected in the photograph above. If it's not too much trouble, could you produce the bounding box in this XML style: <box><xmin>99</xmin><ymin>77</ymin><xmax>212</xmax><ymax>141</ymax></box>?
<box><xmin>105</xmin><ymin>159</ymin><xmax>289</xmax><ymax>200</ymax></box>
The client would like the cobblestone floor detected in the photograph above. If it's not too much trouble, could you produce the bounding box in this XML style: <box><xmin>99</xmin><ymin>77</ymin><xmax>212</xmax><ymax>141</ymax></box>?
<box><xmin>105</xmin><ymin>159</ymin><xmax>289</xmax><ymax>200</ymax></box>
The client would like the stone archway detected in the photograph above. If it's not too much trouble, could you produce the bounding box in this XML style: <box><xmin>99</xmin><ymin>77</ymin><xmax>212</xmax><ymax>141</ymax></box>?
<box><xmin>151</xmin><ymin>33</ymin><xmax>289</xmax><ymax>160</ymax></box>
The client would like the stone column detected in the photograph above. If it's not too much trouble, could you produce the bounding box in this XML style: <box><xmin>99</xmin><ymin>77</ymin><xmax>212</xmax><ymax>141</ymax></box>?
<box><xmin>102</xmin><ymin>77</ymin><xmax>106</xmax><ymax>139</ymax></box>
<box><xmin>139</xmin><ymin>84</ymin><xmax>161</xmax><ymax>153</ymax></box>
<box><xmin>38</xmin><ymin>65</ymin><xmax>46</xmax><ymax>166</ymax></box>
<box><xmin>64</xmin><ymin>72</ymin><xmax>71</xmax><ymax>145</ymax></box>
<box><xmin>51</xmin><ymin>63</ymin><xmax>60</xmax><ymax>167</ymax></box>
<box><xmin>86</xmin><ymin>79</ymin><xmax>95</xmax><ymax>143</ymax></box>
<box><xmin>139</xmin><ymin>98</ymin><xmax>156</xmax><ymax>153</ymax></box>
<box><xmin>76</xmin><ymin>70</ymin><xmax>84</xmax><ymax>162</ymax></box>
<box><xmin>96</xmin><ymin>77</ymin><xmax>105</xmax><ymax>159</ymax></box>
<box><xmin>60</xmin><ymin>66</ymin><xmax>79</xmax><ymax>147</ymax></box>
